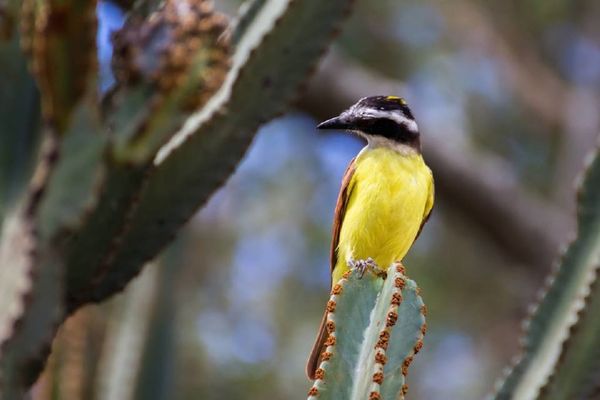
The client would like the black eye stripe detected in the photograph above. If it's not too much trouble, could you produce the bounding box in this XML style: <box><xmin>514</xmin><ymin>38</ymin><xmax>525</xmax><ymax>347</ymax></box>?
<box><xmin>356</xmin><ymin>118</ymin><xmax>418</xmax><ymax>143</ymax></box>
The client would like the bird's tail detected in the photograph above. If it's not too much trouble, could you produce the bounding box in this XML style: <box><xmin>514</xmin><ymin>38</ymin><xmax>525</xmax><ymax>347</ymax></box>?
<box><xmin>306</xmin><ymin>310</ymin><xmax>328</xmax><ymax>380</ymax></box>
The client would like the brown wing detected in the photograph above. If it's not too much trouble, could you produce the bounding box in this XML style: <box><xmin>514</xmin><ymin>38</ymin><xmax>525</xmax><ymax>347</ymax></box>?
<box><xmin>329</xmin><ymin>157</ymin><xmax>357</xmax><ymax>277</ymax></box>
<box><xmin>415</xmin><ymin>171</ymin><xmax>434</xmax><ymax>240</ymax></box>
<box><xmin>306</xmin><ymin>158</ymin><xmax>356</xmax><ymax>380</ymax></box>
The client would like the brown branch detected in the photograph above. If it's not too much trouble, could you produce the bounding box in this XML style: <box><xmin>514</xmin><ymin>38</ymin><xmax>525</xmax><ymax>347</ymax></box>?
<box><xmin>296</xmin><ymin>52</ymin><xmax>572</xmax><ymax>272</ymax></box>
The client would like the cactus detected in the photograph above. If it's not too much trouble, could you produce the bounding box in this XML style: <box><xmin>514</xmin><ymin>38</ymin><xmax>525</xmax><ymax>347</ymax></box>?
<box><xmin>95</xmin><ymin>262</ymin><xmax>174</xmax><ymax>400</ymax></box>
<box><xmin>32</xmin><ymin>256</ymin><xmax>178</xmax><ymax>400</ymax></box>
<box><xmin>493</xmin><ymin>143</ymin><xmax>600</xmax><ymax>400</ymax></box>
<box><xmin>33</xmin><ymin>308</ymin><xmax>106</xmax><ymax>400</ymax></box>
<box><xmin>76</xmin><ymin>0</ymin><xmax>356</xmax><ymax>306</ymax></box>
<box><xmin>307</xmin><ymin>263</ymin><xmax>427</xmax><ymax>400</ymax></box>
<box><xmin>0</xmin><ymin>36</ymin><xmax>40</xmax><ymax>221</ymax></box>
<box><xmin>0</xmin><ymin>0</ymin><xmax>355</xmax><ymax>395</ymax></box>
<box><xmin>0</xmin><ymin>212</ymin><xmax>63</xmax><ymax>398</ymax></box>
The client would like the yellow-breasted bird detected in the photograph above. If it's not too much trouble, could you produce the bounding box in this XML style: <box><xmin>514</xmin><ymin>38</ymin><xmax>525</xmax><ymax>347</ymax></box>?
<box><xmin>306</xmin><ymin>95</ymin><xmax>435</xmax><ymax>379</ymax></box>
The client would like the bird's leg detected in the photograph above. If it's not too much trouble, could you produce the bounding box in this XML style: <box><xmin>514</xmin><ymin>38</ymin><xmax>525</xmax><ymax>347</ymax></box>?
<box><xmin>348</xmin><ymin>257</ymin><xmax>386</xmax><ymax>279</ymax></box>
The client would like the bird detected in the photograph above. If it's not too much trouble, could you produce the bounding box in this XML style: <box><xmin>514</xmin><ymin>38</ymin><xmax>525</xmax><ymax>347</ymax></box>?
<box><xmin>306</xmin><ymin>95</ymin><xmax>435</xmax><ymax>380</ymax></box>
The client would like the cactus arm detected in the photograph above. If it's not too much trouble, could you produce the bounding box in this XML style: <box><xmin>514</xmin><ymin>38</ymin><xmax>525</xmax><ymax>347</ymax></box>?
<box><xmin>0</xmin><ymin>255</ymin><xmax>62</xmax><ymax>397</ymax></box>
<box><xmin>229</xmin><ymin>0</ymin><xmax>269</xmax><ymax>46</ymax></box>
<box><xmin>33</xmin><ymin>307</ymin><xmax>107</xmax><ymax>400</ymax></box>
<box><xmin>107</xmin><ymin>1</ymin><xmax>230</xmax><ymax>164</ymax></box>
<box><xmin>62</xmin><ymin>0</ymin><xmax>231</xmax><ymax>308</ymax></box>
<box><xmin>494</xmin><ymin>144</ymin><xmax>600</xmax><ymax>399</ymax></box>
<box><xmin>308</xmin><ymin>264</ymin><xmax>426</xmax><ymax>400</ymax></box>
<box><xmin>10</xmin><ymin>0</ymin><xmax>103</xmax><ymax>241</ymax></box>
<box><xmin>0</xmin><ymin>211</ymin><xmax>63</xmax><ymax>397</ymax></box>
<box><xmin>37</xmin><ymin>102</ymin><xmax>106</xmax><ymax>240</ymax></box>
<box><xmin>131</xmin><ymin>248</ymin><xmax>181</xmax><ymax>400</ymax></box>
<box><xmin>0</xmin><ymin>0</ymin><xmax>100</xmax><ymax>390</ymax></box>
<box><xmin>62</xmin><ymin>161</ymin><xmax>147</xmax><ymax>309</ymax></box>
<box><xmin>540</xmin><ymin>269</ymin><xmax>600</xmax><ymax>400</ymax></box>
<box><xmin>0</xmin><ymin>37</ymin><xmax>41</xmax><ymax>222</ymax></box>
<box><xmin>60</xmin><ymin>0</ymin><xmax>355</xmax><ymax>308</ymax></box>
<box><xmin>526</xmin><ymin>146</ymin><xmax>600</xmax><ymax>400</ymax></box>
<box><xmin>20</xmin><ymin>0</ymin><xmax>98</xmax><ymax>133</ymax></box>
<box><xmin>96</xmin><ymin>256</ymin><xmax>180</xmax><ymax>400</ymax></box>
<box><xmin>1</xmin><ymin>0</ymin><xmax>357</xmax><ymax>391</ymax></box>
<box><xmin>86</xmin><ymin>0</ymin><xmax>356</xmax><ymax>305</ymax></box>
<box><xmin>95</xmin><ymin>263</ymin><xmax>160</xmax><ymax>400</ymax></box>
<box><xmin>0</xmin><ymin>212</ymin><xmax>38</xmax><ymax>357</ymax></box>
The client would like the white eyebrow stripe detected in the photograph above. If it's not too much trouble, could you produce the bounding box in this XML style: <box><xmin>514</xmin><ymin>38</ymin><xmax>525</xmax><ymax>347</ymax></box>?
<box><xmin>360</xmin><ymin>109</ymin><xmax>419</xmax><ymax>133</ymax></box>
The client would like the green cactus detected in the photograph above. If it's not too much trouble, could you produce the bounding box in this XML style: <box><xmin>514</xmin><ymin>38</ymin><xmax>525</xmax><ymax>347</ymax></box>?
<box><xmin>307</xmin><ymin>264</ymin><xmax>427</xmax><ymax>400</ymax></box>
<box><xmin>0</xmin><ymin>211</ymin><xmax>63</xmax><ymax>398</ymax></box>
<box><xmin>0</xmin><ymin>36</ymin><xmax>40</xmax><ymax>222</ymax></box>
<box><xmin>32</xmin><ymin>256</ymin><xmax>178</xmax><ymax>400</ymax></box>
<box><xmin>74</xmin><ymin>0</ymin><xmax>357</xmax><ymax>307</ymax></box>
<box><xmin>0</xmin><ymin>0</ymin><xmax>355</xmax><ymax>395</ymax></box>
<box><xmin>20</xmin><ymin>0</ymin><xmax>98</xmax><ymax>133</ymax></box>
<box><xmin>95</xmin><ymin>262</ymin><xmax>172</xmax><ymax>400</ymax></box>
<box><xmin>493</xmin><ymin>144</ymin><xmax>600</xmax><ymax>400</ymax></box>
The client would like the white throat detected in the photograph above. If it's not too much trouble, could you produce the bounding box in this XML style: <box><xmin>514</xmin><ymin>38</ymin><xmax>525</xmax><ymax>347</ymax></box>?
<box><xmin>365</xmin><ymin>135</ymin><xmax>418</xmax><ymax>156</ymax></box>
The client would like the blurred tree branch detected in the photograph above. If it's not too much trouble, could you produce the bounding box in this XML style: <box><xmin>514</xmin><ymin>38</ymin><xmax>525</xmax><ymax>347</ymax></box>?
<box><xmin>297</xmin><ymin>52</ymin><xmax>573</xmax><ymax>273</ymax></box>
<box><xmin>441</xmin><ymin>0</ymin><xmax>600</xmax><ymax>211</ymax></box>
<box><xmin>440</xmin><ymin>1</ymin><xmax>571</xmax><ymax>132</ymax></box>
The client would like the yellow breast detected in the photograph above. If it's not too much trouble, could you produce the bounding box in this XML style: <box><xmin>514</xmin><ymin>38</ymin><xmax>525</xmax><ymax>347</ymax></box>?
<box><xmin>333</xmin><ymin>146</ymin><xmax>433</xmax><ymax>283</ymax></box>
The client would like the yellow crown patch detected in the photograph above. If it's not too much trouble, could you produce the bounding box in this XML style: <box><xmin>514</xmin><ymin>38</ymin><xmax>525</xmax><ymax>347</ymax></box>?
<box><xmin>386</xmin><ymin>95</ymin><xmax>407</xmax><ymax>105</ymax></box>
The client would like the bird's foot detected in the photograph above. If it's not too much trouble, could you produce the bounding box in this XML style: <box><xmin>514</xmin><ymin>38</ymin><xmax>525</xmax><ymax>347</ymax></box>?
<box><xmin>348</xmin><ymin>257</ymin><xmax>387</xmax><ymax>279</ymax></box>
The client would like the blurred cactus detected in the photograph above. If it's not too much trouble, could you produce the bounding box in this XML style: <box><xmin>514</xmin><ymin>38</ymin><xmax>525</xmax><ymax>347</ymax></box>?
<box><xmin>32</xmin><ymin>258</ymin><xmax>177</xmax><ymax>400</ymax></box>
<box><xmin>307</xmin><ymin>264</ymin><xmax>427</xmax><ymax>400</ymax></box>
<box><xmin>493</xmin><ymin>144</ymin><xmax>600</xmax><ymax>400</ymax></box>
<box><xmin>95</xmin><ymin>261</ymin><xmax>176</xmax><ymax>400</ymax></box>
<box><xmin>0</xmin><ymin>0</ymin><xmax>354</xmax><ymax>395</ymax></box>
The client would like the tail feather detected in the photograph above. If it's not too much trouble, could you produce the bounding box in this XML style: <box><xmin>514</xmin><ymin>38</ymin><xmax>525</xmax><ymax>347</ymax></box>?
<box><xmin>306</xmin><ymin>311</ymin><xmax>328</xmax><ymax>380</ymax></box>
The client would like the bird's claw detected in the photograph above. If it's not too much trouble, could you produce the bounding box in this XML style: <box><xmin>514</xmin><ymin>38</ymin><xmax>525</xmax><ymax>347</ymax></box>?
<box><xmin>348</xmin><ymin>257</ymin><xmax>386</xmax><ymax>279</ymax></box>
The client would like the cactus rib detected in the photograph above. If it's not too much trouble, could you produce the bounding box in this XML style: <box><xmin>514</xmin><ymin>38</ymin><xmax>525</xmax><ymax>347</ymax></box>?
<box><xmin>493</xmin><ymin>142</ymin><xmax>600</xmax><ymax>400</ymax></box>
<box><xmin>309</xmin><ymin>263</ymin><xmax>426</xmax><ymax>400</ymax></box>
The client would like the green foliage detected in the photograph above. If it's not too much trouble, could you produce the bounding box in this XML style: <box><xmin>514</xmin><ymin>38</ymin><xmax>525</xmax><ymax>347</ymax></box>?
<box><xmin>494</xmin><ymin>145</ymin><xmax>600</xmax><ymax>400</ymax></box>
<box><xmin>307</xmin><ymin>264</ymin><xmax>426</xmax><ymax>400</ymax></box>
<box><xmin>0</xmin><ymin>0</ymin><xmax>354</xmax><ymax>395</ymax></box>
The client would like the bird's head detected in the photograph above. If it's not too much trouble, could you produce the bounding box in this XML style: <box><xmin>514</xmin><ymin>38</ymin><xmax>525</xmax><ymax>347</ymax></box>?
<box><xmin>317</xmin><ymin>96</ymin><xmax>420</xmax><ymax>152</ymax></box>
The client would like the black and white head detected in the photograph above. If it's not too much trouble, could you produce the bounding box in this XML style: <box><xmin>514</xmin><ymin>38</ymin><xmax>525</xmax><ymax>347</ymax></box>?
<box><xmin>317</xmin><ymin>96</ymin><xmax>420</xmax><ymax>152</ymax></box>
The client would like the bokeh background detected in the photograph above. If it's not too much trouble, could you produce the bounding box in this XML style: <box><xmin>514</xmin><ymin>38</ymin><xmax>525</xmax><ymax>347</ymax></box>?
<box><xmin>36</xmin><ymin>0</ymin><xmax>600</xmax><ymax>399</ymax></box>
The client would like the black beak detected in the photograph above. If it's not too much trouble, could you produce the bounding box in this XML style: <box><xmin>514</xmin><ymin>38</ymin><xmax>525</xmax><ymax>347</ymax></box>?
<box><xmin>317</xmin><ymin>115</ymin><xmax>352</xmax><ymax>130</ymax></box>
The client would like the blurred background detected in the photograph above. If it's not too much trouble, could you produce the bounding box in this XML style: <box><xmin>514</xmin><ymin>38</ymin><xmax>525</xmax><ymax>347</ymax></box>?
<box><xmin>36</xmin><ymin>0</ymin><xmax>600</xmax><ymax>399</ymax></box>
